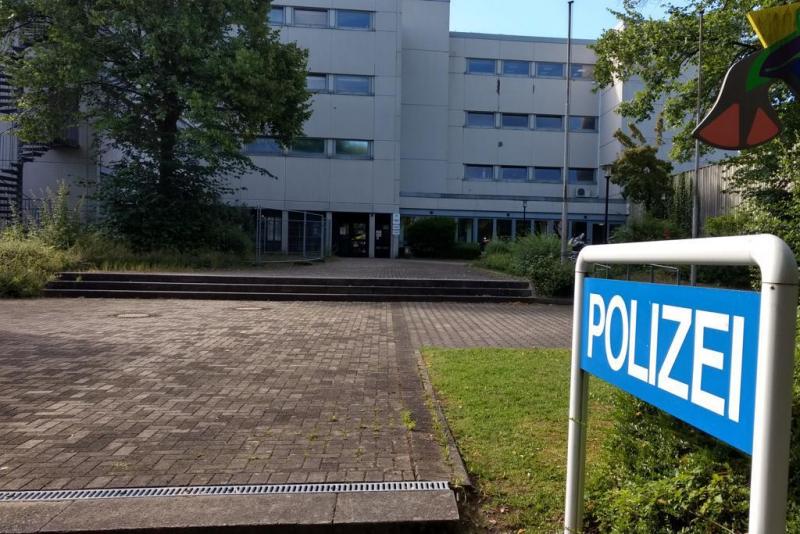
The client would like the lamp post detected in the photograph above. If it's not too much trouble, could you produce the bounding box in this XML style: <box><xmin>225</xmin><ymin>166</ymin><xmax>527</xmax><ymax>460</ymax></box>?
<box><xmin>522</xmin><ymin>199</ymin><xmax>528</xmax><ymax>237</ymax></box>
<box><xmin>603</xmin><ymin>171</ymin><xmax>611</xmax><ymax>244</ymax></box>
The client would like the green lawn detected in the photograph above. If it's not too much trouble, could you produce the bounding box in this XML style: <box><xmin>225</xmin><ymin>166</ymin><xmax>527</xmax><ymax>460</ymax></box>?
<box><xmin>423</xmin><ymin>348</ymin><xmax>614</xmax><ymax>533</ymax></box>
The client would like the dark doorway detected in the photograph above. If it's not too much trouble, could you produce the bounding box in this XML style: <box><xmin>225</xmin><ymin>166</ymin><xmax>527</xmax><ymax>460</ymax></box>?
<box><xmin>375</xmin><ymin>214</ymin><xmax>391</xmax><ymax>258</ymax></box>
<box><xmin>333</xmin><ymin>213</ymin><xmax>369</xmax><ymax>257</ymax></box>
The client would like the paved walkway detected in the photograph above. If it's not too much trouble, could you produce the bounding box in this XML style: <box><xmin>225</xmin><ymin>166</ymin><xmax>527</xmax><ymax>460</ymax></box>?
<box><xmin>106</xmin><ymin>257</ymin><xmax>520</xmax><ymax>280</ymax></box>
<box><xmin>0</xmin><ymin>299</ymin><xmax>570</xmax><ymax>494</ymax></box>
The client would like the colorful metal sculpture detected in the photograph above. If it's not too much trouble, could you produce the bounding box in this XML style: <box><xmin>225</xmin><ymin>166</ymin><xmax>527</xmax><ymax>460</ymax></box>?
<box><xmin>693</xmin><ymin>3</ymin><xmax>800</xmax><ymax>149</ymax></box>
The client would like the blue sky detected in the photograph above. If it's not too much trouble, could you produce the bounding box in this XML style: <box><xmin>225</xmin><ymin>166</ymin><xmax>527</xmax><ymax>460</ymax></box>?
<box><xmin>450</xmin><ymin>0</ymin><xmax>684</xmax><ymax>40</ymax></box>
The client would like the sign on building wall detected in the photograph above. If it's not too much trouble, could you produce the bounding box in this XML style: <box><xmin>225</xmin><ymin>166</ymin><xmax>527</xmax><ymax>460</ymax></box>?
<box><xmin>392</xmin><ymin>213</ymin><xmax>400</xmax><ymax>236</ymax></box>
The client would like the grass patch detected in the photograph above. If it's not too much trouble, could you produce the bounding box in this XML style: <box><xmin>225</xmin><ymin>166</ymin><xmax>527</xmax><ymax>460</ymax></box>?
<box><xmin>422</xmin><ymin>348</ymin><xmax>614</xmax><ymax>533</ymax></box>
<box><xmin>401</xmin><ymin>409</ymin><xmax>417</xmax><ymax>431</ymax></box>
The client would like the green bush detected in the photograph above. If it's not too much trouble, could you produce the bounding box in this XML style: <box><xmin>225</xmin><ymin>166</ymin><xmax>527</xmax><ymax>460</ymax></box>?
<box><xmin>481</xmin><ymin>252</ymin><xmax>513</xmax><ymax>273</ymax></box>
<box><xmin>405</xmin><ymin>217</ymin><xmax>457</xmax><ymax>258</ymax></box>
<box><xmin>450</xmin><ymin>242</ymin><xmax>481</xmax><ymax>260</ymax></box>
<box><xmin>612</xmin><ymin>215</ymin><xmax>688</xmax><ymax>243</ymax></box>
<box><xmin>484</xmin><ymin>239</ymin><xmax>512</xmax><ymax>256</ymax></box>
<box><xmin>0</xmin><ymin>234</ymin><xmax>72</xmax><ymax>297</ymax></box>
<box><xmin>699</xmin><ymin>212</ymin><xmax>754</xmax><ymax>288</ymax></box>
<box><xmin>527</xmin><ymin>256</ymin><xmax>574</xmax><ymax>297</ymax></box>
<box><xmin>36</xmin><ymin>182</ymin><xmax>82</xmax><ymax>249</ymax></box>
<box><xmin>510</xmin><ymin>234</ymin><xmax>560</xmax><ymax>275</ymax></box>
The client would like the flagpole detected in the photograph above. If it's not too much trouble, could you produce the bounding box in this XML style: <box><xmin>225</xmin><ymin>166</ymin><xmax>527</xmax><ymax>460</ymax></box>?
<box><xmin>690</xmin><ymin>10</ymin><xmax>703</xmax><ymax>285</ymax></box>
<box><xmin>560</xmin><ymin>0</ymin><xmax>574</xmax><ymax>263</ymax></box>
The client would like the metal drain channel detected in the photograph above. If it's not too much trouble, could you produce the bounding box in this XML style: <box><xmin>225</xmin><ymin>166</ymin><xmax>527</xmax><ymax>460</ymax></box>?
<box><xmin>0</xmin><ymin>480</ymin><xmax>450</xmax><ymax>502</ymax></box>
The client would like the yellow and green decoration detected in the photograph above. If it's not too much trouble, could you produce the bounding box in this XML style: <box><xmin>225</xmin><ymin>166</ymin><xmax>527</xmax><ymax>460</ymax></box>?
<box><xmin>693</xmin><ymin>2</ymin><xmax>800</xmax><ymax>149</ymax></box>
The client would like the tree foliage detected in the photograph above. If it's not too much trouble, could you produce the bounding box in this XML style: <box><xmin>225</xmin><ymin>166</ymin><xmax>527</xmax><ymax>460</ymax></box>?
<box><xmin>610</xmin><ymin>125</ymin><xmax>674</xmax><ymax>217</ymax></box>
<box><xmin>0</xmin><ymin>0</ymin><xmax>311</xmax><ymax>249</ymax></box>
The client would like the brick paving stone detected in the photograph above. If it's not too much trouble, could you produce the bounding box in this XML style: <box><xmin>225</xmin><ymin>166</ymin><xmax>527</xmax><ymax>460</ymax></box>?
<box><xmin>0</xmin><ymin>297</ymin><xmax>570</xmax><ymax>492</ymax></box>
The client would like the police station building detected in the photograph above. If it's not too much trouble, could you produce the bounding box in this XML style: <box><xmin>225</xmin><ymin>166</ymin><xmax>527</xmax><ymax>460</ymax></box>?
<box><xmin>16</xmin><ymin>0</ymin><xmax>639</xmax><ymax>258</ymax></box>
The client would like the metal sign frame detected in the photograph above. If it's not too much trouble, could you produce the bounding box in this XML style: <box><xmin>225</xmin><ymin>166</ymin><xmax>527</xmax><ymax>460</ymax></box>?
<box><xmin>564</xmin><ymin>234</ymin><xmax>798</xmax><ymax>534</ymax></box>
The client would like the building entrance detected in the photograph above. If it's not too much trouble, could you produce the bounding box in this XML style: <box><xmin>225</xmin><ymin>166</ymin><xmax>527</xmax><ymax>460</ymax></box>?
<box><xmin>375</xmin><ymin>214</ymin><xmax>391</xmax><ymax>258</ymax></box>
<box><xmin>333</xmin><ymin>213</ymin><xmax>369</xmax><ymax>257</ymax></box>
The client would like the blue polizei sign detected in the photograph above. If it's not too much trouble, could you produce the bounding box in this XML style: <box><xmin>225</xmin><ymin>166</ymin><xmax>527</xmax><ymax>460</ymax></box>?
<box><xmin>581</xmin><ymin>278</ymin><xmax>761</xmax><ymax>454</ymax></box>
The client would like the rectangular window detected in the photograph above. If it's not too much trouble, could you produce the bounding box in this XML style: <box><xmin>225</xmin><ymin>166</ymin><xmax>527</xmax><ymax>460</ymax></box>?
<box><xmin>536</xmin><ymin>61</ymin><xmax>565</xmax><ymax>78</ymax></box>
<box><xmin>466</xmin><ymin>58</ymin><xmax>496</xmax><ymax>75</ymax></box>
<box><xmin>294</xmin><ymin>8</ymin><xmax>328</xmax><ymax>27</ymax></box>
<box><xmin>569</xmin><ymin>168</ymin><xmax>596</xmax><ymax>184</ymax></box>
<box><xmin>268</xmin><ymin>6</ymin><xmax>284</xmax><ymax>25</ymax></box>
<box><xmin>534</xmin><ymin>114</ymin><xmax>563</xmax><ymax>130</ymax></box>
<box><xmin>465</xmin><ymin>111</ymin><xmax>495</xmax><ymax>128</ymax></box>
<box><xmin>569</xmin><ymin>115</ymin><xmax>598</xmax><ymax>132</ymax></box>
<box><xmin>306</xmin><ymin>74</ymin><xmax>327</xmax><ymax>93</ymax></box>
<box><xmin>333</xmin><ymin>75</ymin><xmax>371</xmax><ymax>95</ymax></box>
<box><xmin>534</xmin><ymin>167</ymin><xmax>562</xmax><ymax>182</ymax></box>
<box><xmin>289</xmin><ymin>137</ymin><xmax>326</xmax><ymax>155</ymax></box>
<box><xmin>336</xmin><ymin>10</ymin><xmax>372</xmax><ymax>29</ymax></box>
<box><xmin>502</xmin><ymin>60</ymin><xmax>530</xmax><ymax>76</ymax></box>
<box><xmin>500</xmin><ymin>166</ymin><xmax>528</xmax><ymax>181</ymax></box>
<box><xmin>334</xmin><ymin>139</ymin><xmax>371</xmax><ymax>158</ymax></box>
<box><xmin>244</xmin><ymin>137</ymin><xmax>282</xmax><ymax>155</ymax></box>
<box><xmin>571</xmin><ymin>63</ymin><xmax>595</xmax><ymax>80</ymax></box>
<box><xmin>464</xmin><ymin>164</ymin><xmax>494</xmax><ymax>180</ymax></box>
<box><xmin>501</xmin><ymin>113</ymin><xmax>529</xmax><ymax>129</ymax></box>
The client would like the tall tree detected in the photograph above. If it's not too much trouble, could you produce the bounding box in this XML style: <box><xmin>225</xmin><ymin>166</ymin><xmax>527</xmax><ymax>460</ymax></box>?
<box><xmin>592</xmin><ymin>0</ymin><xmax>800</xmax><ymax>250</ymax></box>
<box><xmin>0</xmin><ymin>0</ymin><xmax>311</xmax><ymax>249</ymax></box>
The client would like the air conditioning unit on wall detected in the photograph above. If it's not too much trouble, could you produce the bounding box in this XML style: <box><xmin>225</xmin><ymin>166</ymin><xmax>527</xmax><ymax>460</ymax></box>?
<box><xmin>570</xmin><ymin>185</ymin><xmax>598</xmax><ymax>198</ymax></box>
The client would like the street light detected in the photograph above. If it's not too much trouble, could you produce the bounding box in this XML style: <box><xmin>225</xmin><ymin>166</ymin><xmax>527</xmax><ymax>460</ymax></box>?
<box><xmin>522</xmin><ymin>199</ymin><xmax>528</xmax><ymax>237</ymax></box>
<box><xmin>603</xmin><ymin>170</ymin><xmax>611</xmax><ymax>244</ymax></box>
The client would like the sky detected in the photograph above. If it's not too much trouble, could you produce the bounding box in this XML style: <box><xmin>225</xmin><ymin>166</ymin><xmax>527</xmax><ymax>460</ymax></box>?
<box><xmin>449</xmin><ymin>0</ymin><xmax>688</xmax><ymax>40</ymax></box>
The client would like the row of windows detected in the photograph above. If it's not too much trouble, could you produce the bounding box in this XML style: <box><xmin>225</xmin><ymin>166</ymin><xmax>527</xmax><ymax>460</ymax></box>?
<box><xmin>245</xmin><ymin>137</ymin><xmax>373</xmax><ymax>158</ymax></box>
<box><xmin>269</xmin><ymin>6</ymin><xmax>373</xmax><ymax>30</ymax></box>
<box><xmin>466</xmin><ymin>58</ymin><xmax>594</xmax><ymax>80</ymax></box>
<box><xmin>465</xmin><ymin>112</ymin><xmax>597</xmax><ymax>132</ymax></box>
<box><xmin>306</xmin><ymin>73</ymin><xmax>373</xmax><ymax>95</ymax></box>
<box><xmin>464</xmin><ymin>165</ymin><xmax>596</xmax><ymax>183</ymax></box>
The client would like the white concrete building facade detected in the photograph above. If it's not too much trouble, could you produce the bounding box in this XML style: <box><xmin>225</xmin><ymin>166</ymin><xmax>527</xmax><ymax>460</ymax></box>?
<box><xmin>12</xmin><ymin>0</ymin><xmax>634</xmax><ymax>257</ymax></box>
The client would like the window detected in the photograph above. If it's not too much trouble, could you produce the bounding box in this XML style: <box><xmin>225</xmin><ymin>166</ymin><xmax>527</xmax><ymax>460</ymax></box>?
<box><xmin>335</xmin><ymin>139</ymin><xmax>371</xmax><ymax>158</ymax></box>
<box><xmin>534</xmin><ymin>167</ymin><xmax>562</xmax><ymax>182</ymax></box>
<box><xmin>502</xmin><ymin>60</ymin><xmax>530</xmax><ymax>76</ymax></box>
<box><xmin>244</xmin><ymin>137</ymin><xmax>282</xmax><ymax>155</ymax></box>
<box><xmin>534</xmin><ymin>114</ymin><xmax>563</xmax><ymax>130</ymax></box>
<box><xmin>336</xmin><ymin>10</ymin><xmax>371</xmax><ymax>29</ymax></box>
<box><xmin>569</xmin><ymin>116</ymin><xmax>598</xmax><ymax>132</ymax></box>
<box><xmin>465</xmin><ymin>111</ymin><xmax>495</xmax><ymax>128</ymax></box>
<box><xmin>569</xmin><ymin>168</ymin><xmax>596</xmax><ymax>184</ymax></box>
<box><xmin>306</xmin><ymin>74</ymin><xmax>327</xmax><ymax>93</ymax></box>
<box><xmin>571</xmin><ymin>64</ymin><xmax>595</xmax><ymax>80</ymax></box>
<box><xmin>464</xmin><ymin>165</ymin><xmax>494</xmax><ymax>180</ymax></box>
<box><xmin>536</xmin><ymin>62</ymin><xmax>565</xmax><ymax>77</ymax></box>
<box><xmin>333</xmin><ymin>75</ymin><xmax>371</xmax><ymax>95</ymax></box>
<box><xmin>289</xmin><ymin>137</ymin><xmax>326</xmax><ymax>155</ymax></box>
<box><xmin>466</xmin><ymin>58</ymin><xmax>496</xmax><ymax>75</ymax></box>
<box><xmin>501</xmin><ymin>113</ymin><xmax>529</xmax><ymax>129</ymax></box>
<box><xmin>268</xmin><ymin>6</ymin><xmax>284</xmax><ymax>25</ymax></box>
<box><xmin>294</xmin><ymin>8</ymin><xmax>328</xmax><ymax>27</ymax></box>
<box><xmin>500</xmin><ymin>166</ymin><xmax>528</xmax><ymax>181</ymax></box>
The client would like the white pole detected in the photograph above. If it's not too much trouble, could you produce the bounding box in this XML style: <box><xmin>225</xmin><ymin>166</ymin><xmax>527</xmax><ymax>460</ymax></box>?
<box><xmin>690</xmin><ymin>10</ymin><xmax>703</xmax><ymax>285</ymax></box>
<box><xmin>560</xmin><ymin>0</ymin><xmax>574</xmax><ymax>263</ymax></box>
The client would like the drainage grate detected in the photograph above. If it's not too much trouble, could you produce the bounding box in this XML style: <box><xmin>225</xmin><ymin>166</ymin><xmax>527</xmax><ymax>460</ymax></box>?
<box><xmin>114</xmin><ymin>313</ymin><xmax>152</xmax><ymax>318</ymax></box>
<box><xmin>0</xmin><ymin>481</ymin><xmax>450</xmax><ymax>502</ymax></box>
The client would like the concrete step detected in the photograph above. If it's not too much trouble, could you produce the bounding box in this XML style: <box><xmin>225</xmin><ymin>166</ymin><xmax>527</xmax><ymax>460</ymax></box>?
<box><xmin>54</xmin><ymin>271</ymin><xmax>529</xmax><ymax>289</ymax></box>
<box><xmin>46</xmin><ymin>280</ymin><xmax>532</xmax><ymax>297</ymax></box>
<box><xmin>42</xmin><ymin>288</ymin><xmax>537</xmax><ymax>303</ymax></box>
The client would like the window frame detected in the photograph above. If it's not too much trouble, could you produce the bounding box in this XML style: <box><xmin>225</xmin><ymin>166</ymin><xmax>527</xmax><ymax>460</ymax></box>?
<box><xmin>569</xmin><ymin>168</ymin><xmax>597</xmax><ymax>184</ymax></box>
<box><xmin>533</xmin><ymin>167</ymin><xmax>563</xmax><ymax>183</ymax></box>
<box><xmin>244</xmin><ymin>137</ymin><xmax>283</xmax><ymax>156</ymax></box>
<box><xmin>334</xmin><ymin>139</ymin><xmax>373</xmax><ymax>159</ymax></box>
<box><xmin>306</xmin><ymin>74</ymin><xmax>328</xmax><ymax>93</ymax></box>
<box><xmin>466</xmin><ymin>58</ymin><xmax>497</xmax><ymax>75</ymax></box>
<box><xmin>268</xmin><ymin>6</ymin><xmax>285</xmax><ymax>25</ymax></box>
<box><xmin>464</xmin><ymin>164</ymin><xmax>495</xmax><ymax>181</ymax></box>
<box><xmin>288</xmin><ymin>137</ymin><xmax>327</xmax><ymax>157</ymax></box>
<box><xmin>501</xmin><ymin>113</ymin><xmax>530</xmax><ymax>129</ymax></box>
<box><xmin>332</xmin><ymin>74</ymin><xmax>372</xmax><ymax>95</ymax></box>
<box><xmin>334</xmin><ymin>9</ymin><xmax>373</xmax><ymax>30</ymax></box>
<box><xmin>534</xmin><ymin>114</ymin><xmax>564</xmax><ymax>131</ymax></box>
<box><xmin>568</xmin><ymin>115</ymin><xmax>598</xmax><ymax>132</ymax></box>
<box><xmin>500</xmin><ymin>166</ymin><xmax>529</xmax><ymax>182</ymax></box>
<box><xmin>502</xmin><ymin>60</ymin><xmax>530</xmax><ymax>77</ymax></box>
<box><xmin>570</xmin><ymin>63</ymin><xmax>595</xmax><ymax>80</ymax></box>
<box><xmin>465</xmin><ymin>111</ymin><xmax>496</xmax><ymax>128</ymax></box>
<box><xmin>535</xmin><ymin>61</ymin><xmax>565</xmax><ymax>78</ymax></box>
<box><xmin>293</xmin><ymin>8</ymin><xmax>329</xmax><ymax>28</ymax></box>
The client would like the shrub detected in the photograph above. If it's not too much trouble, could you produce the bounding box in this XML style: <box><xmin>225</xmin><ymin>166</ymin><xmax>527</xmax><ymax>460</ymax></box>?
<box><xmin>0</xmin><ymin>234</ymin><xmax>72</xmax><ymax>297</ymax></box>
<box><xmin>527</xmin><ymin>256</ymin><xmax>574</xmax><ymax>297</ymax></box>
<box><xmin>481</xmin><ymin>252</ymin><xmax>513</xmax><ymax>273</ymax></box>
<box><xmin>612</xmin><ymin>215</ymin><xmax>688</xmax><ymax>243</ymax></box>
<box><xmin>36</xmin><ymin>182</ymin><xmax>82</xmax><ymax>249</ymax></box>
<box><xmin>699</xmin><ymin>212</ymin><xmax>754</xmax><ymax>288</ymax></box>
<box><xmin>450</xmin><ymin>242</ymin><xmax>481</xmax><ymax>260</ymax></box>
<box><xmin>510</xmin><ymin>234</ymin><xmax>560</xmax><ymax>275</ymax></box>
<box><xmin>484</xmin><ymin>239</ymin><xmax>512</xmax><ymax>256</ymax></box>
<box><xmin>406</xmin><ymin>217</ymin><xmax>456</xmax><ymax>258</ymax></box>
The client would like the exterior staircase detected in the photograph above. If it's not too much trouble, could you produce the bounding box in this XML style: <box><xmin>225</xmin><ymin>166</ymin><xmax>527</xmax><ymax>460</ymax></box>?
<box><xmin>44</xmin><ymin>271</ymin><xmax>538</xmax><ymax>303</ymax></box>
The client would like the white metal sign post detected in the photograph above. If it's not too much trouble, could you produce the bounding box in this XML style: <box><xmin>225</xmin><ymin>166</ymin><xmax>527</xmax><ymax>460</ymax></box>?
<box><xmin>564</xmin><ymin>234</ymin><xmax>798</xmax><ymax>534</ymax></box>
